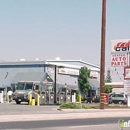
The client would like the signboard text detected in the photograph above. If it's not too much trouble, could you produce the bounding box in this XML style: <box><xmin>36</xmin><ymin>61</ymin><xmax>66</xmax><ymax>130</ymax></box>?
<box><xmin>111</xmin><ymin>54</ymin><xmax>127</xmax><ymax>67</ymax></box>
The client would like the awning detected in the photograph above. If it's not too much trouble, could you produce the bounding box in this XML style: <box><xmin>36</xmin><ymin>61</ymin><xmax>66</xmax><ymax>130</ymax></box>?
<box><xmin>62</xmin><ymin>85</ymin><xmax>78</xmax><ymax>91</ymax></box>
<box><xmin>11</xmin><ymin>72</ymin><xmax>47</xmax><ymax>84</ymax></box>
<box><xmin>88</xmin><ymin>78</ymin><xmax>100</xmax><ymax>90</ymax></box>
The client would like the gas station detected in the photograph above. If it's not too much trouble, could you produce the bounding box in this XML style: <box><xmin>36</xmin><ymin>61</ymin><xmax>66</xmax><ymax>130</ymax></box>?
<box><xmin>0</xmin><ymin>58</ymin><xmax>100</xmax><ymax>105</ymax></box>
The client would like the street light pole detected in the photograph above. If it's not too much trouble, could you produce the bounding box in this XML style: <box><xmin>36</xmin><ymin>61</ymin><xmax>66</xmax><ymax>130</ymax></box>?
<box><xmin>100</xmin><ymin>0</ymin><xmax>106</xmax><ymax>109</ymax></box>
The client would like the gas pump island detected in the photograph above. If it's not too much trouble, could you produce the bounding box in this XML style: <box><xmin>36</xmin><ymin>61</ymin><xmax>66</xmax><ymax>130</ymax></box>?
<box><xmin>13</xmin><ymin>81</ymin><xmax>75</xmax><ymax>105</ymax></box>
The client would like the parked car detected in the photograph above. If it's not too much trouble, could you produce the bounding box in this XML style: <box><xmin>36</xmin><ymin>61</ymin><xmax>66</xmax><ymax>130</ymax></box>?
<box><xmin>82</xmin><ymin>96</ymin><xmax>92</xmax><ymax>103</ymax></box>
<box><xmin>92</xmin><ymin>94</ymin><xmax>113</xmax><ymax>104</ymax></box>
<box><xmin>110</xmin><ymin>93</ymin><xmax>127</xmax><ymax>105</ymax></box>
<box><xmin>92</xmin><ymin>94</ymin><xmax>100</xmax><ymax>103</ymax></box>
<box><xmin>108</xmin><ymin>95</ymin><xmax>113</xmax><ymax>104</ymax></box>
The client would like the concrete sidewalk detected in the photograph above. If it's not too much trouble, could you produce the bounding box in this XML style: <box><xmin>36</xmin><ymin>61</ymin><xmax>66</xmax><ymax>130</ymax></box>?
<box><xmin>0</xmin><ymin>109</ymin><xmax>130</xmax><ymax>122</ymax></box>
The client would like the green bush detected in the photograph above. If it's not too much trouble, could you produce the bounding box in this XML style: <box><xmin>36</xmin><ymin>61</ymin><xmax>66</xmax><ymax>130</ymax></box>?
<box><xmin>82</xmin><ymin>104</ymin><xmax>91</xmax><ymax>109</ymax></box>
<box><xmin>59</xmin><ymin>102</ymin><xmax>91</xmax><ymax>109</ymax></box>
<box><xmin>60</xmin><ymin>102</ymin><xmax>81</xmax><ymax>109</ymax></box>
<box><xmin>76</xmin><ymin>90</ymin><xmax>80</xmax><ymax>101</ymax></box>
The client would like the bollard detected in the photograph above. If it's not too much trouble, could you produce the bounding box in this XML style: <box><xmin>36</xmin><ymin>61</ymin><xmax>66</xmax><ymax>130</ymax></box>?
<box><xmin>31</xmin><ymin>99</ymin><xmax>35</xmax><ymax>106</ymax></box>
<box><xmin>79</xmin><ymin>95</ymin><xmax>81</xmax><ymax>103</ymax></box>
<box><xmin>6</xmin><ymin>93</ymin><xmax>9</xmax><ymax>103</ymax></box>
<box><xmin>28</xmin><ymin>94</ymin><xmax>32</xmax><ymax>105</ymax></box>
<box><xmin>36</xmin><ymin>93</ymin><xmax>40</xmax><ymax>106</ymax></box>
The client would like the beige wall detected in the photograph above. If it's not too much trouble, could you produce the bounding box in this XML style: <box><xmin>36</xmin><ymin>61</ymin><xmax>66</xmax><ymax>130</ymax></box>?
<box><xmin>112</xmin><ymin>88</ymin><xmax>124</xmax><ymax>93</ymax></box>
<box><xmin>111</xmin><ymin>85</ymin><xmax>123</xmax><ymax>88</ymax></box>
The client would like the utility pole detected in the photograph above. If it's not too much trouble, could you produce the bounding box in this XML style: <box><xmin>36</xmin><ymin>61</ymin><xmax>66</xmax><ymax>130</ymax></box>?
<box><xmin>100</xmin><ymin>0</ymin><xmax>106</xmax><ymax>109</ymax></box>
<box><xmin>54</xmin><ymin>65</ymin><xmax>57</xmax><ymax>104</ymax></box>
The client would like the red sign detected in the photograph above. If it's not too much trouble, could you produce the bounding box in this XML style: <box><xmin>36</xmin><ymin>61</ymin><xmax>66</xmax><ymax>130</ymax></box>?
<box><xmin>104</xmin><ymin>94</ymin><xmax>109</xmax><ymax>104</ymax></box>
<box><xmin>58</xmin><ymin>68</ymin><xmax>79</xmax><ymax>75</ymax></box>
<box><xmin>111</xmin><ymin>54</ymin><xmax>127</xmax><ymax>67</ymax></box>
<box><xmin>114</xmin><ymin>41</ymin><xmax>130</xmax><ymax>52</ymax></box>
<box><xmin>90</xmin><ymin>71</ymin><xmax>98</xmax><ymax>78</ymax></box>
<box><xmin>124</xmin><ymin>66</ymin><xmax>130</xmax><ymax>80</ymax></box>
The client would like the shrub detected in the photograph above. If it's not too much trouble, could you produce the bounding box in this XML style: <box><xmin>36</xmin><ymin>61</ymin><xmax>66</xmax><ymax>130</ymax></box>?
<box><xmin>76</xmin><ymin>90</ymin><xmax>80</xmax><ymax>101</ymax></box>
<box><xmin>82</xmin><ymin>104</ymin><xmax>91</xmax><ymax>109</ymax></box>
<box><xmin>59</xmin><ymin>102</ymin><xmax>91</xmax><ymax>109</ymax></box>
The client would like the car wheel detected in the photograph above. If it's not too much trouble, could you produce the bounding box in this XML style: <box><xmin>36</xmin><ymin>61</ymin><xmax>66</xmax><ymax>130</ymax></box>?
<box><xmin>118</xmin><ymin>101</ymin><xmax>122</xmax><ymax>105</ymax></box>
<box><xmin>16</xmin><ymin>101</ymin><xmax>21</xmax><ymax>104</ymax></box>
<box><xmin>109</xmin><ymin>101</ymin><xmax>112</xmax><ymax>104</ymax></box>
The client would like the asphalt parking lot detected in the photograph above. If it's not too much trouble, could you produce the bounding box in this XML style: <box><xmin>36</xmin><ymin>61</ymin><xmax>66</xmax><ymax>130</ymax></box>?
<box><xmin>0</xmin><ymin>102</ymin><xmax>61</xmax><ymax>115</ymax></box>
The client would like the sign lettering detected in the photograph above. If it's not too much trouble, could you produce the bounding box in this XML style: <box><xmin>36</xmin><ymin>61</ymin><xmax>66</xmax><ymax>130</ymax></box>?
<box><xmin>111</xmin><ymin>40</ymin><xmax>130</xmax><ymax>52</ymax></box>
<box><xmin>115</xmin><ymin>46</ymin><xmax>130</xmax><ymax>52</ymax></box>
<box><xmin>111</xmin><ymin>54</ymin><xmax>127</xmax><ymax>67</ymax></box>
<box><xmin>58</xmin><ymin>68</ymin><xmax>79</xmax><ymax>75</ymax></box>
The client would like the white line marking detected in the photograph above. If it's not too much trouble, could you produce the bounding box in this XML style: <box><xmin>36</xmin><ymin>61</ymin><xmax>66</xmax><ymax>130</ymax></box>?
<box><xmin>69</xmin><ymin>124</ymin><xmax>107</xmax><ymax>128</ymax></box>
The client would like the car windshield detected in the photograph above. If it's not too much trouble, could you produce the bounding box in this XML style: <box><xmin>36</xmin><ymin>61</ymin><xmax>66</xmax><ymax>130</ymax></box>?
<box><xmin>16</xmin><ymin>83</ymin><xmax>25</xmax><ymax>90</ymax></box>
<box><xmin>96</xmin><ymin>94</ymin><xmax>100</xmax><ymax>97</ymax></box>
<box><xmin>25</xmin><ymin>83</ymin><xmax>33</xmax><ymax>90</ymax></box>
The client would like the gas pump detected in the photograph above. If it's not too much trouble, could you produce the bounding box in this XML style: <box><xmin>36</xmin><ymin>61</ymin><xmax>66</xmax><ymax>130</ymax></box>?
<box><xmin>59</xmin><ymin>92</ymin><xmax>65</xmax><ymax>104</ymax></box>
<box><xmin>40</xmin><ymin>91</ymin><xmax>47</xmax><ymax>105</ymax></box>
<box><xmin>45</xmin><ymin>85</ymin><xmax>54</xmax><ymax>104</ymax></box>
<box><xmin>66</xmin><ymin>90</ymin><xmax>71</xmax><ymax>102</ymax></box>
<box><xmin>49</xmin><ymin>91</ymin><xmax>54</xmax><ymax>104</ymax></box>
<box><xmin>61</xmin><ymin>86</ymin><xmax>71</xmax><ymax>103</ymax></box>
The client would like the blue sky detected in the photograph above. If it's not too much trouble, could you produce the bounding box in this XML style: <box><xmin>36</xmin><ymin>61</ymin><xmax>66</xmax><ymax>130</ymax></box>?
<box><xmin>0</xmin><ymin>0</ymin><xmax>130</xmax><ymax>81</ymax></box>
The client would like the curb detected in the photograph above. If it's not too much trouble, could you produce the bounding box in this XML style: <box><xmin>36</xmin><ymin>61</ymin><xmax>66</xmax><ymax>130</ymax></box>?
<box><xmin>57</xmin><ymin>108</ymin><xmax>62</xmax><ymax>111</ymax></box>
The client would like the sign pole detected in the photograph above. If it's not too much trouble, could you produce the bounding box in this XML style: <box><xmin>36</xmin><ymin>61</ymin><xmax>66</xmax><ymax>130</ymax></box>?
<box><xmin>128</xmin><ymin>53</ymin><xmax>130</xmax><ymax>107</ymax></box>
<box><xmin>124</xmin><ymin>53</ymin><xmax>130</xmax><ymax>107</ymax></box>
<box><xmin>100</xmin><ymin>0</ymin><xmax>106</xmax><ymax>109</ymax></box>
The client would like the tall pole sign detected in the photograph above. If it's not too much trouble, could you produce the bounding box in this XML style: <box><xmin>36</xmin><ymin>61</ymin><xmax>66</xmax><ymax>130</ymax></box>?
<box><xmin>124</xmin><ymin>66</ymin><xmax>130</xmax><ymax>106</ymax></box>
<box><xmin>111</xmin><ymin>39</ymin><xmax>130</xmax><ymax>107</ymax></box>
<box><xmin>100</xmin><ymin>0</ymin><xmax>106</xmax><ymax>109</ymax></box>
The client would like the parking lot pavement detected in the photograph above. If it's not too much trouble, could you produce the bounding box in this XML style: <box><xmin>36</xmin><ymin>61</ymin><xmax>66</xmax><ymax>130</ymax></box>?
<box><xmin>0</xmin><ymin>102</ymin><xmax>60</xmax><ymax>115</ymax></box>
<box><xmin>0</xmin><ymin>101</ymin><xmax>129</xmax><ymax>117</ymax></box>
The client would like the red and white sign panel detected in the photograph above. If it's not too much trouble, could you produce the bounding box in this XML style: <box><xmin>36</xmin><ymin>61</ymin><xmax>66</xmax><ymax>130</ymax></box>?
<box><xmin>90</xmin><ymin>71</ymin><xmax>98</xmax><ymax>78</ymax></box>
<box><xmin>111</xmin><ymin>54</ymin><xmax>127</xmax><ymax>67</ymax></box>
<box><xmin>111</xmin><ymin>39</ymin><xmax>130</xmax><ymax>52</ymax></box>
<box><xmin>58</xmin><ymin>68</ymin><xmax>79</xmax><ymax>76</ymax></box>
<box><xmin>124</xmin><ymin>80</ymin><xmax>130</xmax><ymax>95</ymax></box>
<box><xmin>124</xmin><ymin>66</ymin><xmax>130</xmax><ymax>80</ymax></box>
